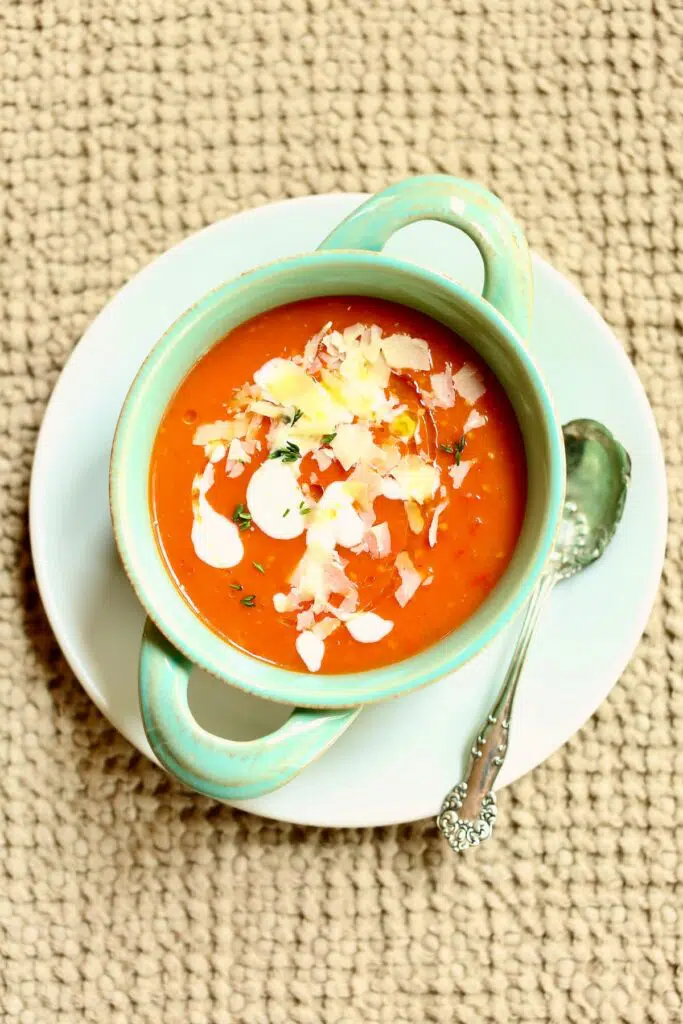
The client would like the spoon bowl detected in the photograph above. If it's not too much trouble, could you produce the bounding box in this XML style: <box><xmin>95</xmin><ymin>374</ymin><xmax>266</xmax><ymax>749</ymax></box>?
<box><xmin>556</xmin><ymin>418</ymin><xmax>631</xmax><ymax>579</ymax></box>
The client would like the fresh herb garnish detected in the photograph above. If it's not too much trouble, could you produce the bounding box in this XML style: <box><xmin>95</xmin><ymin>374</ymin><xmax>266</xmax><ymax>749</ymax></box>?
<box><xmin>439</xmin><ymin>435</ymin><xmax>467</xmax><ymax>465</ymax></box>
<box><xmin>283</xmin><ymin>407</ymin><xmax>303</xmax><ymax>426</ymax></box>
<box><xmin>269</xmin><ymin>441</ymin><xmax>301</xmax><ymax>463</ymax></box>
<box><xmin>321</xmin><ymin>432</ymin><xmax>337</xmax><ymax>446</ymax></box>
<box><xmin>240</xmin><ymin>594</ymin><xmax>256</xmax><ymax>608</ymax></box>
<box><xmin>283</xmin><ymin>508</ymin><xmax>290</xmax><ymax>518</ymax></box>
<box><xmin>299</xmin><ymin>501</ymin><xmax>311</xmax><ymax>515</ymax></box>
<box><xmin>252</xmin><ymin>561</ymin><xmax>265</xmax><ymax>574</ymax></box>
<box><xmin>232</xmin><ymin>504</ymin><xmax>252</xmax><ymax>531</ymax></box>
<box><xmin>230</xmin><ymin>582</ymin><xmax>243</xmax><ymax>591</ymax></box>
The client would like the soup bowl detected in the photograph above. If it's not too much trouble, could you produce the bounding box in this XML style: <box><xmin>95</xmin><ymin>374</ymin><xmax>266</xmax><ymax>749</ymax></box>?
<box><xmin>110</xmin><ymin>175</ymin><xmax>564</xmax><ymax>800</ymax></box>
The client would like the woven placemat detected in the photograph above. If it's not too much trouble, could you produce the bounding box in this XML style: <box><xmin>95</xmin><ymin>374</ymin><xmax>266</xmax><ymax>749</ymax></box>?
<box><xmin>2</xmin><ymin>2</ymin><xmax>681</xmax><ymax>1021</ymax></box>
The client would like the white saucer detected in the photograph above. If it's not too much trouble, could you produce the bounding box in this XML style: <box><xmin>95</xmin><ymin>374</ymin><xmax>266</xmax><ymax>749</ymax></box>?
<box><xmin>30</xmin><ymin>194</ymin><xmax>668</xmax><ymax>828</ymax></box>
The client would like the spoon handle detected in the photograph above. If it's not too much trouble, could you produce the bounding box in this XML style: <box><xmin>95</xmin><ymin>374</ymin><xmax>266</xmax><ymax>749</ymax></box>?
<box><xmin>437</xmin><ymin>570</ymin><xmax>556</xmax><ymax>853</ymax></box>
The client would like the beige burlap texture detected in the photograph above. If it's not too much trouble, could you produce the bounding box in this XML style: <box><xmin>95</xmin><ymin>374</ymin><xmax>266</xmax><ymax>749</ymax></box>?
<box><xmin>2</xmin><ymin>1</ymin><xmax>682</xmax><ymax>1022</ymax></box>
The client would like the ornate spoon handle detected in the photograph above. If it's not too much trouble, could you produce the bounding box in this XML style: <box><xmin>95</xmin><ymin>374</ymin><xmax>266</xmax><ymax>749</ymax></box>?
<box><xmin>437</xmin><ymin>571</ymin><xmax>557</xmax><ymax>852</ymax></box>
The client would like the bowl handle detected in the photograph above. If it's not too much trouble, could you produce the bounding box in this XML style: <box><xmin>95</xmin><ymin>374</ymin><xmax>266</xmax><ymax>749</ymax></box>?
<box><xmin>318</xmin><ymin>174</ymin><xmax>532</xmax><ymax>340</ymax></box>
<box><xmin>139</xmin><ymin>618</ymin><xmax>360</xmax><ymax>801</ymax></box>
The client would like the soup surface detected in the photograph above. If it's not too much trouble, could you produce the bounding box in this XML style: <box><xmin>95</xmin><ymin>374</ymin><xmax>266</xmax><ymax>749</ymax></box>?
<box><xmin>150</xmin><ymin>297</ymin><xmax>527</xmax><ymax>674</ymax></box>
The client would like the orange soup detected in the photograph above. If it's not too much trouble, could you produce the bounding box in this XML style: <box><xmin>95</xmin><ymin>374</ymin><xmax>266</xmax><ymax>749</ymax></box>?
<box><xmin>150</xmin><ymin>297</ymin><xmax>526</xmax><ymax>673</ymax></box>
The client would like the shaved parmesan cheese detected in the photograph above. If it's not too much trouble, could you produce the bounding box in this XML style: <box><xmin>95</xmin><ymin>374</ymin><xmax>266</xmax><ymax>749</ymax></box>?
<box><xmin>334</xmin><ymin>591</ymin><xmax>360</xmax><ymax>619</ymax></box>
<box><xmin>448</xmin><ymin>459</ymin><xmax>475</xmax><ymax>489</ymax></box>
<box><xmin>193</xmin><ymin>421</ymin><xmax>233</xmax><ymax>446</ymax></box>
<box><xmin>296</xmin><ymin>631</ymin><xmax>325</xmax><ymax>672</ymax></box>
<box><xmin>306</xmin><ymin>481</ymin><xmax>366</xmax><ymax>550</ymax></box>
<box><xmin>377</xmin><ymin>444</ymin><xmax>402</xmax><ymax>472</ymax></box>
<box><xmin>330</xmin><ymin>422</ymin><xmax>383</xmax><ymax>471</ymax></box>
<box><xmin>296</xmin><ymin>608</ymin><xmax>316</xmax><ymax>632</ymax></box>
<box><xmin>227</xmin><ymin>438</ymin><xmax>250</xmax><ymax>464</ymax></box>
<box><xmin>323</xmin><ymin>561</ymin><xmax>357</xmax><ymax>600</ymax></box>
<box><xmin>343</xmin><ymin>323</ymin><xmax>367</xmax><ymax>346</ymax></box>
<box><xmin>381</xmin><ymin>477</ymin><xmax>404</xmax><ymax>500</ymax></box>
<box><xmin>246</xmin><ymin>460</ymin><xmax>307</xmax><ymax>540</ymax></box>
<box><xmin>191</xmin><ymin>463</ymin><xmax>244</xmax><ymax>569</ymax></box>
<box><xmin>463</xmin><ymin>409</ymin><xmax>487</xmax><ymax>432</ymax></box>
<box><xmin>389</xmin><ymin>412</ymin><xmax>417</xmax><ymax>440</ymax></box>
<box><xmin>255</xmin><ymin>357</ymin><xmax>351</xmax><ymax>434</ymax></box>
<box><xmin>340</xmin><ymin>342</ymin><xmax>390</xmax><ymax>388</ymax></box>
<box><xmin>303</xmin><ymin>321</ymin><xmax>332</xmax><ymax>371</ymax></box>
<box><xmin>394</xmin><ymin>551</ymin><xmax>424</xmax><ymax>607</ymax></box>
<box><xmin>313</xmin><ymin>616</ymin><xmax>341</xmax><ymax>639</ymax></box>
<box><xmin>253</xmin><ymin>357</ymin><xmax>300</xmax><ymax>399</ymax></box>
<box><xmin>289</xmin><ymin>547</ymin><xmax>356</xmax><ymax>614</ymax></box>
<box><xmin>423</xmin><ymin>573</ymin><xmax>434</xmax><ymax>587</ymax></box>
<box><xmin>380</xmin><ymin>334</ymin><xmax>432</xmax><ymax>371</ymax></box>
<box><xmin>245</xmin><ymin>415</ymin><xmax>262</xmax><ymax>441</ymax></box>
<box><xmin>320</xmin><ymin>343</ymin><xmax>393</xmax><ymax>423</ymax></box>
<box><xmin>357</xmin><ymin>508</ymin><xmax>376</xmax><ymax>530</ymax></box>
<box><xmin>367</xmin><ymin>522</ymin><xmax>391</xmax><ymax>558</ymax></box>
<box><xmin>428</xmin><ymin>500</ymin><xmax>448</xmax><ymax>547</ymax></box>
<box><xmin>289</xmin><ymin>550</ymin><xmax>328</xmax><ymax>611</ymax></box>
<box><xmin>429</xmin><ymin>363</ymin><xmax>456</xmax><ymax>409</ymax></box>
<box><xmin>311</xmin><ymin>448</ymin><xmax>334</xmax><ymax>472</ymax></box>
<box><xmin>348</xmin><ymin>464</ymin><xmax>387</xmax><ymax>507</ymax></box>
<box><xmin>248</xmin><ymin>399</ymin><xmax>282</xmax><ymax>418</ymax></box>
<box><xmin>320</xmin><ymin>329</ymin><xmax>347</xmax><ymax>366</ymax></box>
<box><xmin>232</xmin><ymin>385</ymin><xmax>260</xmax><ymax>410</ymax></box>
<box><xmin>345</xmin><ymin>612</ymin><xmax>394</xmax><ymax>644</ymax></box>
<box><xmin>389</xmin><ymin>454</ymin><xmax>440</xmax><ymax>504</ymax></box>
<box><xmin>453</xmin><ymin>364</ymin><xmax>486</xmax><ymax>405</ymax></box>
<box><xmin>266</xmin><ymin>419</ymin><xmax>320</xmax><ymax>457</ymax></box>
<box><xmin>207</xmin><ymin>442</ymin><xmax>226</xmax><ymax>463</ymax></box>
<box><xmin>405</xmin><ymin>500</ymin><xmax>425</xmax><ymax>534</ymax></box>
<box><xmin>225</xmin><ymin>461</ymin><xmax>246</xmax><ymax>478</ymax></box>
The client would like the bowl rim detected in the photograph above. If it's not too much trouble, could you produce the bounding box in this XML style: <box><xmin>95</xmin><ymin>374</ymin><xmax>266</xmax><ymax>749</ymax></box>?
<box><xmin>109</xmin><ymin>249</ymin><xmax>565</xmax><ymax>708</ymax></box>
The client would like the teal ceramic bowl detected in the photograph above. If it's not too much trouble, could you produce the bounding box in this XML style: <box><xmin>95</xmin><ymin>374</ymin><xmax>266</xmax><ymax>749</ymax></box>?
<box><xmin>110</xmin><ymin>176</ymin><xmax>565</xmax><ymax>800</ymax></box>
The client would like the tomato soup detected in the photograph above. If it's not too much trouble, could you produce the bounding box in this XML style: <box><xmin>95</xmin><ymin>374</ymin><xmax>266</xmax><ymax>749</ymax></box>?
<box><xmin>150</xmin><ymin>297</ymin><xmax>527</xmax><ymax>674</ymax></box>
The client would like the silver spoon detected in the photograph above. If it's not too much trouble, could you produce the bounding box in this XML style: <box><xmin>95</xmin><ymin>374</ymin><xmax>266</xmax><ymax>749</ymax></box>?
<box><xmin>437</xmin><ymin>418</ymin><xmax>631</xmax><ymax>853</ymax></box>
